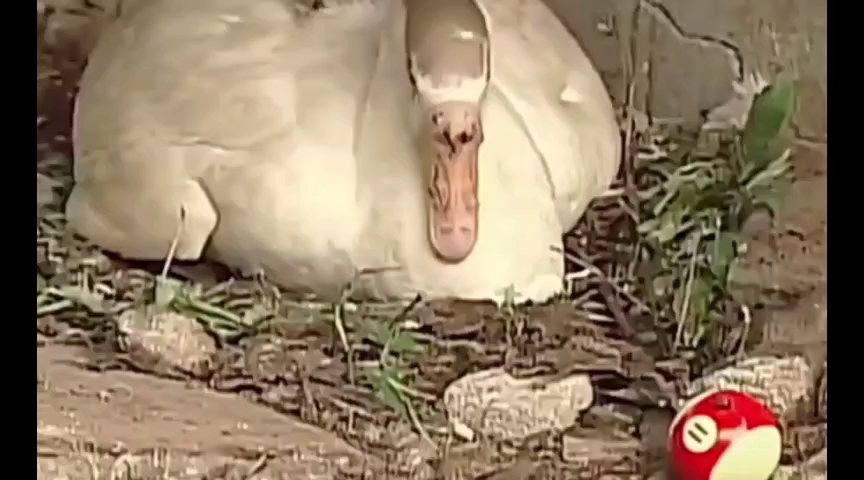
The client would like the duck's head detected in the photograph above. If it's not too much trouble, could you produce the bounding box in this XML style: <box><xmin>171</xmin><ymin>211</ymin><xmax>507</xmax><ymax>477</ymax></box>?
<box><xmin>405</xmin><ymin>0</ymin><xmax>490</xmax><ymax>263</ymax></box>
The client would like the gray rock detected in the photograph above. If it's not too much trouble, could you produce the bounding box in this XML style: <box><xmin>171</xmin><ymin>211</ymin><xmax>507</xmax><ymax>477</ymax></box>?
<box><xmin>542</xmin><ymin>0</ymin><xmax>827</xmax><ymax>139</ymax></box>
<box><xmin>775</xmin><ymin>447</ymin><xmax>827</xmax><ymax>480</ymax></box>
<box><xmin>685</xmin><ymin>355</ymin><xmax>811</xmax><ymax>417</ymax></box>
<box><xmin>443</xmin><ymin>368</ymin><xmax>594</xmax><ymax>441</ymax></box>
<box><xmin>117</xmin><ymin>309</ymin><xmax>217</xmax><ymax>375</ymax></box>
<box><xmin>561</xmin><ymin>432</ymin><xmax>641</xmax><ymax>469</ymax></box>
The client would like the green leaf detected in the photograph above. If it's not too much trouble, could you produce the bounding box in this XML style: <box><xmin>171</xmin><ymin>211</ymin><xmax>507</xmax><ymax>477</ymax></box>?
<box><xmin>657</xmin><ymin>210</ymin><xmax>687</xmax><ymax>244</ymax></box>
<box><xmin>388</xmin><ymin>330</ymin><xmax>422</xmax><ymax>355</ymax></box>
<box><xmin>742</xmin><ymin>79</ymin><xmax>798</xmax><ymax>167</ymax></box>
<box><xmin>370</xmin><ymin>366</ymin><xmax>408</xmax><ymax>416</ymax></box>
<box><xmin>154</xmin><ymin>277</ymin><xmax>183</xmax><ymax>307</ymax></box>
<box><xmin>375</xmin><ymin>383</ymin><xmax>407</xmax><ymax>416</ymax></box>
<box><xmin>361</xmin><ymin>320</ymin><xmax>392</xmax><ymax>348</ymax></box>
<box><xmin>745</xmin><ymin>153</ymin><xmax>793</xmax><ymax>193</ymax></box>
<box><xmin>45</xmin><ymin>285</ymin><xmax>108</xmax><ymax>314</ymax></box>
<box><xmin>743</xmin><ymin>156</ymin><xmax>792</xmax><ymax>221</ymax></box>
<box><xmin>37</xmin><ymin>294</ymin><xmax>73</xmax><ymax>316</ymax></box>
<box><xmin>672</xmin><ymin>184</ymin><xmax>701</xmax><ymax>212</ymax></box>
<box><xmin>688</xmin><ymin>277</ymin><xmax>714</xmax><ymax>326</ymax></box>
<box><xmin>172</xmin><ymin>294</ymin><xmax>245</xmax><ymax>330</ymax></box>
<box><xmin>651</xmin><ymin>273</ymin><xmax>675</xmax><ymax>298</ymax></box>
<box><xmin>710</xmin><ymin>232</ymin><xmax>739</xmax><ymax>282</ymax></box>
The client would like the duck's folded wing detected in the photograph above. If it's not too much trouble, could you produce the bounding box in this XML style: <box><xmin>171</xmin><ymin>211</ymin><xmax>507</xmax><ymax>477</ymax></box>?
<box><xmin>69</xmin><ymin>0</ymin><xmax>305</xmax><ymax>260</ymax></box>
<box><xmin>480</xmin><ymin>0</ymin><xmax>621</xmax><ymax>230</ymax></box>
<box><xmin>76</xmin><ymin>0</ymin><xmax>307</xmax><ymax>162</ymax></box>
<box><xmin>80</xmin><ymin>0</ymin><xmax>389</xmax><ymax>158</ymax></box>
<box><xmin>70</xmin><ymin>0</ymin><xmax>391</xmax><ymax>260</ymax></box>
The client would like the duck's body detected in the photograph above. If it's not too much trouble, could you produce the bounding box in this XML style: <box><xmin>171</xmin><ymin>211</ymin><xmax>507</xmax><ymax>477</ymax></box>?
<box><xmin>68</xmin><ymin>0</ymin><xmax>620</xmax><ymax>302</ymax></box>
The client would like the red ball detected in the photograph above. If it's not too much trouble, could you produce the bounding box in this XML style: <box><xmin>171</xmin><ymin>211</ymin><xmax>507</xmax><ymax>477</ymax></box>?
<box><xmin>668</xmin><ymin>390</ymin><xmax>782</xmax><ymax>480</ymax></box>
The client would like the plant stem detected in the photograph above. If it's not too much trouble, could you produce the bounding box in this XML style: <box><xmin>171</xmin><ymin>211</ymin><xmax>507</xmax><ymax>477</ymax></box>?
<box><xmin>674</xmin><ymin>230</ymin><xmax>702</xmax><ymax>350</ymax></box>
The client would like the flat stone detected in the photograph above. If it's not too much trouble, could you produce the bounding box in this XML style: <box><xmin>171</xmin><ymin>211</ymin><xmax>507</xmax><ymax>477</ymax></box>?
<box><xmin>117</xmin><ymin>309</ymin><xmax>217</xmax><ymax>375</ymax></box>
<box><xmin>775</xmin><ymin>447</ymin><xmax>827</xmax><ymax>480</ymax></box>
<box><xmin>37</xmin><ymin>344</ymin><xmax>373</xmax><ymax>480</ymax></box>
<box><xmin>816</xmin><ymin>361</ymin><xmax>827</xmax><ymax>420</ymax></box>
<box><xmin>561</xmin><ymin>431</ymin><xmax>641</xmax><ymax>468</ymax></box>
<box><xmin>443</xmin><ymin>368</ymin><xmax>594</xmax><ymax>441</ymax></box>
<box><xmin>685</xmin><ymin>355</ymin><xmax>811</xmax><ymax>417</ymax></box>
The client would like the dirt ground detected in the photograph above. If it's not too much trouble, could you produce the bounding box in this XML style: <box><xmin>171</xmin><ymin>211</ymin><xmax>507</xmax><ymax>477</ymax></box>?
<box><xmin>38</xmin><ymin>344</ymin><xmax>373</xmax><ymax>479</ymax></box>
<box><xmin>741</xmin><ymin>141</ymin><xmax>827</xmax><ymax>368</ymax></box>
<box><xmin>37</xmin><ymin>143</ymin><xmax>827</xmax><ymax>480</ymax></box>
<box><xmin>37</xmin><ymin>2</ymin><xmax>827</xmax><ymax>479</ymax></box>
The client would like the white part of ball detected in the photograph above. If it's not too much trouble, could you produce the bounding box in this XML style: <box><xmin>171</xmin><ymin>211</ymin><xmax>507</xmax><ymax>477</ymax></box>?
<box><xmin>669</xmin><ymin>388</ymin><xmax>721</xmax><ymax>436</ymax></box>
<box><xmin>681</xmin><ymin>415</ymin><xmax>719</xmax><ymax>454</ymax></box>
<box><xmin>710</xmin><ymin>426</ymin><xmax>782</xmax><ymax>480</ymax></box>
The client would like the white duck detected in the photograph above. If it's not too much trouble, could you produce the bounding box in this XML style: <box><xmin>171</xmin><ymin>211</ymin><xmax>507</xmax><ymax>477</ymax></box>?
<box><xmin>67</xmin><ymin>0</ymin><xmax>621</xmax><ymax>303</ymax></box>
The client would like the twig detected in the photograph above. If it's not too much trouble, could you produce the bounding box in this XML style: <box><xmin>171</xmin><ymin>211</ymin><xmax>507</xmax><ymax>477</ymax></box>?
<box><xmin>561</xmin><ymin>248</ymin><xmax>652</xmax><ymax>313</ymax></box>
<box><xmin>335</xmin><ymin>266</ymin><xmax>403</xmax><ymax>384</ymax></box>
<box><xmin>332</xmin><ymin>283</ymin><xmax>355</xmax><ymax>384</ymax></box>
<box><xmin>598</xmin><ymin>282</ymin><xmax>637</xmax><ymax>339</ymax></box>
<box><xmin>159</xmin><ymin>206</ymin><xmax>186</xmax><ymax>281</ymax></box>
<box><xmin>391</xmin><ymin>380</ymin><xmax>438</xmax><ymax>403</ymax></box>
<box><xmin>737</xmin><ymin>304</ymin><xmax>751</xmax><ymax>357</ymax></box>
<box><xmin>243</xmin><ymin>453</ymin><xmax>272</xmax><ymax>479</ymax></box>
<box><xmin>389</xmin><ymin>377</ymin><xmax>437</xmax><ymax>450</ymax></box>
<box><xmin>616</xmin><ymin>196</ymin><xmax>641</xmax><ymax>224</ymax></box>
<box><xmin>619</xmin><ymin>0</ymin><xmax>644</xmax><ymax>224</ymax></box>
<box><xmin>299</xmin><ymin>374</ymin><xmax>321</xmax><ymax>423</ymax></box>
<box><xmin>74</xmin><ymin>440</ymin><xmax>101</xmax><ymax>480</ymax></box>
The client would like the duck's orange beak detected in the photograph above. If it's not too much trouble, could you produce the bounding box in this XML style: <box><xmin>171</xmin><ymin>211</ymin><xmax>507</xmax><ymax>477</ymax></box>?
<box><xmin>426</xmin><ymin>102</ymin><xmax>483</xmax><ymax>263</ymax></box>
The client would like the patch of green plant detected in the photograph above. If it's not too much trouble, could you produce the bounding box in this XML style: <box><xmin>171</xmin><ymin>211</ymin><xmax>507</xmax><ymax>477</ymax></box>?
<box><xmin>356</xmin><ymin>296</ymin><xmax>437</xmax><ymax>446</ymax></box>
<box><xmin>635</xmin><ymin>78</ymin><xmax>798</xmax><ymax>355</ymax></box>
<box><xmin>145</xmin><ymin>268</ymin><xmax>435</xmax><ymax>445</ymax></box>
<box><xmin>362</xmin><ymin>314</ymin><xmax>421</xmax><ymax>418</ymax></box>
